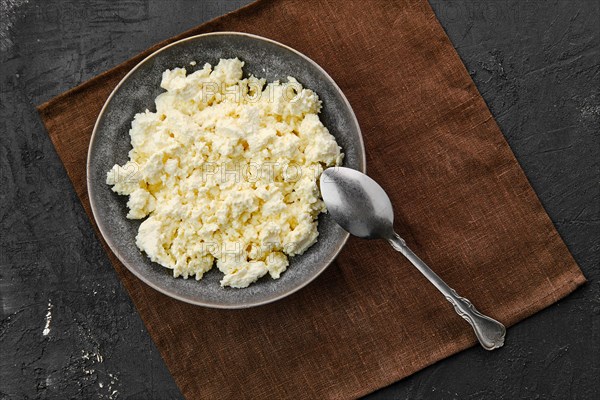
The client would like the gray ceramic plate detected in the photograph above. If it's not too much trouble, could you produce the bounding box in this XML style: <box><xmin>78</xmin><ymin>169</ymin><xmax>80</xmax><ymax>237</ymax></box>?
<box><xmin>87</xmin><ymin>32</ymin><xmax>366</xmax><ymax>308</ymax></box>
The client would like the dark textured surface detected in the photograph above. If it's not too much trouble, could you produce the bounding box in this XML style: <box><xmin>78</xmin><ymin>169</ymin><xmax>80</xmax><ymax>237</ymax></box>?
<box><xmin>0</xmin><ymin>0</ymin><xmax>598</xmax><ymax>399</ymax></box>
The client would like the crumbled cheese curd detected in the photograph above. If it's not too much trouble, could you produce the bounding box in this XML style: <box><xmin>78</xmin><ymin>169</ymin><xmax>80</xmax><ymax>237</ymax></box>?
<box><xmin>106</xmin><ymin>58</ymin><xmax>343</xmax><ymax>288</ymax></box>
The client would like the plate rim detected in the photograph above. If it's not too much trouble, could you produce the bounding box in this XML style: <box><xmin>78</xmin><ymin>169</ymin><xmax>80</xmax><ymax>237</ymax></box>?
<box><xmin>87</xmin><ymin>31</ymin><xmax>367</xmax><ymax>308</ymax></box>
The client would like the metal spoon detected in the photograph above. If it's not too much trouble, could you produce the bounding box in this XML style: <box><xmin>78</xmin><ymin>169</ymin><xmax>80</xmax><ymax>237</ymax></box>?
<box><xmin>320</xmin><ymin>167</ymin><xmax>506</xmax><ymax>350</ymax></box>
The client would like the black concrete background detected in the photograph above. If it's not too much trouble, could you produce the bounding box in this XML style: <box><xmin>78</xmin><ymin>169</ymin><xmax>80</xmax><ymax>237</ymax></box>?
<box><xmin>1</xmin><ymin>0</ymin><xmax>598</xmax><ymax>399</ymax></box>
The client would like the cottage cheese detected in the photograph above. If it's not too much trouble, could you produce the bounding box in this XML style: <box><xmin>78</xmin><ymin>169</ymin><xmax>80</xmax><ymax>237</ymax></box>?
<box><xmin>106</xmin><ymin>58</ymin><xmax>343</xmax><ymax>288</ymax></box>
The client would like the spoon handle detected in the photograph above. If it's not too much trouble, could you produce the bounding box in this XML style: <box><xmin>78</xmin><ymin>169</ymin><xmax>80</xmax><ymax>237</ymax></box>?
<box><xmin>388</xmin><ymin>233</ymin><xmax>506</xmax><ymax>350</ymax></box>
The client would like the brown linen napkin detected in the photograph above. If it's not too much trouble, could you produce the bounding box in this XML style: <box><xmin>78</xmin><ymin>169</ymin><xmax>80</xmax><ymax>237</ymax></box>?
<box><xmin>37</xmin><ymin>0</ymin><xmax>586</xmax><ymax>398</ymax></box>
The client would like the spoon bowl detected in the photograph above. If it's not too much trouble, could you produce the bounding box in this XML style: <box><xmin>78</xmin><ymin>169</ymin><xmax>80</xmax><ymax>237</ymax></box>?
<box><xmin>320</xmin><ymin>167</ymin><xmax>395</xmax><ymax>239</ymax></box>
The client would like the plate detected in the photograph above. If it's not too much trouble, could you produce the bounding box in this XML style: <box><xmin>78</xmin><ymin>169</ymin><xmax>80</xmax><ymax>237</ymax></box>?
<box><xmin>87</xmin><ymin>32</ymin><xmax>366</xmax><ymax>308</ymax></box>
